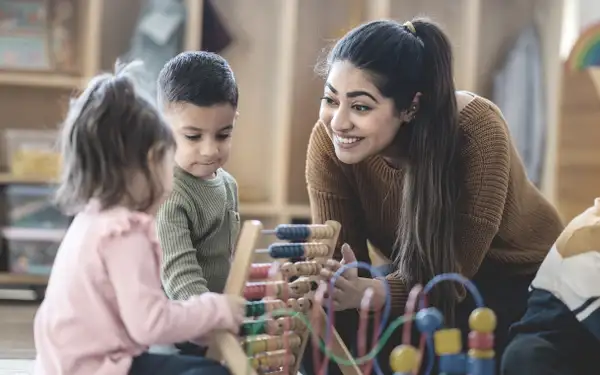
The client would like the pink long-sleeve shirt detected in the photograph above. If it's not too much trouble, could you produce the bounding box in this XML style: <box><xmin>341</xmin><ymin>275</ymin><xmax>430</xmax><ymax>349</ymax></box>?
<box><xmin>33</xmin><ymin>201</ymin><xmax>236</xmax><ymax>375</ymax></box>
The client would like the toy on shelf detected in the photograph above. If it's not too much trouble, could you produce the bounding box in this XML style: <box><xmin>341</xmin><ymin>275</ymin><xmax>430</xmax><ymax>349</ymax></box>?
<box><xmin>566</xmin><ymin>21</ymin><xmax>600</xmax><ymax>72</ymax></box>
<box><xmin>206</xmin><ymin>220</ymin><xmax>362</xmax><ymax>375</ymax></box>
<box><xmin>3</xmin><ymin>129</ymin><xmax>61</xmax><ymax>180</ymax></box>
<box><xmin>210</xmin><ymin>220</ymin><xmax>497</xmax><ymax>375</ymax></box>
<box><xmin>0</xmin><ymin>0</ymin><xmax>78</xmax><ymax>73</ymax></box>
<box><xmin>557</xmin><ymin>22</ymin><xmax>600</xmax><ymax>221</ymax></box>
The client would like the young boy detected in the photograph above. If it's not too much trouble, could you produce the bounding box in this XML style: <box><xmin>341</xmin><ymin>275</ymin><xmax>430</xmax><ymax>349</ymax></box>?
<box><xmin>156</xmin><ymin>51</ymin><xmax>240</xmax><ymax>302</ymax></box>
<box><xmin>501</xmin><ymin>198</ymin><xmax>600</xmax><ymax>375</ymax></box>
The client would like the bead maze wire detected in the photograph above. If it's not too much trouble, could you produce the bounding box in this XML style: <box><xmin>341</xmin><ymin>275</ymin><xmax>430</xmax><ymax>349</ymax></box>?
<box><xmin>322</xmin><ymin>261</ymin><xmax>391</xmax><ymax>375</ymax></box>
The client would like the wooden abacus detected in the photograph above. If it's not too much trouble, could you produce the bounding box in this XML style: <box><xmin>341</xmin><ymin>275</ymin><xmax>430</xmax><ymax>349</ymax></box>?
<box><xmin>206</xmin><ymin>220</ymin><xmax>363</xmax><ymax>375</ymax></box>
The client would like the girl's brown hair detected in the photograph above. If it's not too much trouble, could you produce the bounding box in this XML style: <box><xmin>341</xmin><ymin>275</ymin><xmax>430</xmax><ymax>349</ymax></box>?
<box><xmin>55</xmin><ymin>61</ymin><xmax>175</xmax><ymax>215</ymax></box>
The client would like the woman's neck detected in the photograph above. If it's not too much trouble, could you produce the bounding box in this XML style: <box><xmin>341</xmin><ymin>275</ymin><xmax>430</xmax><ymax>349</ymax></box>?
<box><xmin>380</xmin><ymin>122</ymin><xmax>413</xmax><ymax>168</ymax></box>
<box><xmin>380</xmin><ymin>92</ymin><xmax>475</xmax><ymax>168</ymax></box>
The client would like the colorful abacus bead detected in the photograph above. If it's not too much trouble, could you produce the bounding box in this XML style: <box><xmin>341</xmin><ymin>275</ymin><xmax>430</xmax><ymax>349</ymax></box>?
<box><xmin>268</xmin><ymin>243</ymin><xmax>330</xmax><ymax>258</ymax></box>
<box><xmin>272</xmin><ymin>224</ymin><xmax>312</xmax><ymax>240</ymax></box>
<box><xmin>434</xmin><ymin>328</ymin><xmax>467</xmax><ymax>374</ymax></box>
<box><xmin>390</xmin><ymin>345</ymin><xmax>419</xmax><ymax>374</ymax></box>
<box><xmin>272</xmin><ymin>224</ymin><xmax>335</xmax><ymax>240</ymax></box>
<box><xmin>415</xmin><ymin>307</ymin><xmax>444</xmax><ymax>334</ymax></box>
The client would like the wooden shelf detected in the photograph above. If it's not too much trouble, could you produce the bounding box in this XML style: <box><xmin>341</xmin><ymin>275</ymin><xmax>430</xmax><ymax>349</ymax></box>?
<box><xmin>0</xmin><ymin>71</ymin><xmax>81</xmax><ymax>89</ymax></box>
<box><xmin>2</xmin><ymin>227</ymin><xmax>66</xmax><ymax>242</ymax></box>
<box><xmin>0</xmin><ymin>272</ymin><xmax>48</xmax><ymax>286</ymax></box>
<box><xmin>239</xmin><ymin>203</ymin><xmax>311</xmax><ymax>219</ymax></box>
<box><xmin>0</xmin><ymin>173</ymin><xmax>57</xmax><ymax>185</ymax></box>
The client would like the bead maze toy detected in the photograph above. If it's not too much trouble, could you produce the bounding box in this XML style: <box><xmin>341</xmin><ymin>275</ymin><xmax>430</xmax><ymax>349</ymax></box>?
<box><xmin>388</xmin><ymin>273</ymin><xmax>497</xmax><ymax>375</ymax></box>
<box><xmin>208</xmin><ymin>219</ymin><xmax>497</xmax><ymax>375</ymax></box>
<box><xmin>206</xmin><ymin>220</ymin><xmax>362</xmax><ymax>375</ymax></box>
<box><xmin>322</xmin><ymin>262</ymin><xmax>497</xmax><ymax>375</ymax></box>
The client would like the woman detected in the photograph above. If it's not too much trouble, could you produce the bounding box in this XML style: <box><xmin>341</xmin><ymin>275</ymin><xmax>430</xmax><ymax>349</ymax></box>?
<box><xmin>303</xmin><ymin>18</ymin><xmax>564</xmax><ymax>374</ymax></box>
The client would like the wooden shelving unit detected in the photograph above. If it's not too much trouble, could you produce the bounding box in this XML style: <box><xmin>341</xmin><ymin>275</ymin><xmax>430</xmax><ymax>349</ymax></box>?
<box><xmin>0</xmin><ymin>0</ymin><xmax>104</xmax><ymax>294</ymax></box>
<box><xmin>0</xmin><ymin>0</ymin><xmax>568</xmax><ymax>290</ymax></box>
<box><xmin>216</xmin><ymin>0</ymin><xmax>565</xmax><ymax>231</ymax></box>
<box><xmin>555</xmin><ymin>66</ymin><xmax>600</xmax><ymax>221</ymax></box>
<box><xmin>0</xmin><ymin>0</ymin><xmax>207</xmax><ymax>293</ymax></box>
<box><xmin>359</xmin><ymin>0</ymin><xmax>565</xmax><ymax>202</ymax></box>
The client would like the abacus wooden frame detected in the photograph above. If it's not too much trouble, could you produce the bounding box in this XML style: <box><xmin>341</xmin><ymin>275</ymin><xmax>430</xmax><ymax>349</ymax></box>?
<box><xmin>206</xmin><ymin>219</ymin><xmax>363</xmax><ymax>375</ymax></box>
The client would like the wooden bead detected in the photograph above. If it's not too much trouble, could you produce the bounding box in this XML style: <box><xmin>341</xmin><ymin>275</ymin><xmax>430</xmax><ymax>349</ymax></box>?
<box><xmin>290</xmin><ymin>279</ymin><xmax>311</xmax><ymax>296</ymax></box>
<box><xmin>389</xmin><ymin>345</ymin><xmax>419</xmax><ymax>373</ymax></box>
<box><xmin>434</xmin><ymin>328</ymin><xmax>462</xmax><ymax>355</ymax></box>
<box><xmin>468</xmin><ymin>331</ymin><xmax>494</xmax><ymax>350</ymax></box>
<box><xmin>468</xmin><ymin>349</ymin><xmax>495</xmax><ymax>359</ymax></box>
<box><xmin>469</xmin><ymin>308</ymin><xmax>497</xmax><ymax>333</ymax></box>
<box><xmin>280</xmin><ymin>262</ymin><xmax>296</xmax><ymax>278</ymax></box>
<box><xmin>297</xmin><ymin>297</ymin><xmax>312</xmax><ymax>312</ymax></box>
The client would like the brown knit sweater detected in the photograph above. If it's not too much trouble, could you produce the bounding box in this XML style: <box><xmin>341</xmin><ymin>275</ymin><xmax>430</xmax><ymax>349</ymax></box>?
<box><xmin>305</xmin><ymin>95</ymin><xmax>564</xmax><ymax>313</ymax></box>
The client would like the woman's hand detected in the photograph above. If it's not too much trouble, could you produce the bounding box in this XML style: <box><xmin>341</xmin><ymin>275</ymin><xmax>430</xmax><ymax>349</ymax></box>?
<box><xmin>320</xmin><ymin>244</ymin><xmax>385</xmax><ymax>311</ymax></box>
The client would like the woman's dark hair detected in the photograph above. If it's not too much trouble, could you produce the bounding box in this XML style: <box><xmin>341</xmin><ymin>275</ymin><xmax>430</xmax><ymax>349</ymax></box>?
<box><xmin>55</xmin><ymin>61</ymin><xmax>176</xmax><ymax>215</ymax></box>
<box><xmin>317</xmin><ymin>18</ymin><xmax>462</xmax><ymax>316</ymax></box>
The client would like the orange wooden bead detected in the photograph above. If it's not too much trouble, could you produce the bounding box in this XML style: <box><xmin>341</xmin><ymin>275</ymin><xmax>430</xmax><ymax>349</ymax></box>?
<box><xmin>468</xmin><ymin>331</ymin><xmax>494</xmax><ymax>350</ymax></box>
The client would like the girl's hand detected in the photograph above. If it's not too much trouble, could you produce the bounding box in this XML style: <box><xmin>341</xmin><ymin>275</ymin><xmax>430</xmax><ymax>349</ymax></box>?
<box><xmin>320</xmin><ymin>244</ymin><xmax>375</xmax><ymax>311</ymax></box>
<box><xmin>222</xmin><ymin>295</ymin><xmax>246</xmax><ymax>333</ymax></box>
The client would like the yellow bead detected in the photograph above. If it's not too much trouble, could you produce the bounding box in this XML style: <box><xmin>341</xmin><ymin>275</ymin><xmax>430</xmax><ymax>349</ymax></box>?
<box><xmin>468</xmin><ymin>349</ymin><xmax>495</xmax><ymax>359</ymax></box>
<box><xmin>390</xmin><ymin>345</ymin><xmax>419</xmax><ymax>373</ymax></box>
<box><xmin>469</xmin><ymin>308</ymin><xmax>497</xmax><ymax>333</ymax></box>
<box><xmin>434</xmin><ymin>328</ymin><xmax>462</xmax><ymax>355</ymax></box>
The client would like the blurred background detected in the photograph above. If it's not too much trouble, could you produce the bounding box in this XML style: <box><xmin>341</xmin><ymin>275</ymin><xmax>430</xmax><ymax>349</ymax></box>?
<box><xmin>0</xmin><ymin>0</ymin><xmax>598</xmax><ymax>370</ymax></box>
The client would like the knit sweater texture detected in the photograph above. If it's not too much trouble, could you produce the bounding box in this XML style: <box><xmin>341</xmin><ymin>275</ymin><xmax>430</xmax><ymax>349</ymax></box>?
<box><xmin>157</xmin><ymin>167</ymin><xmax>240</xmax><ymax>299</ymax></box>
<box><xmin>305</xmin><ymin>95</ymin><xmax>564</xmax><ymax>313</ymax></box>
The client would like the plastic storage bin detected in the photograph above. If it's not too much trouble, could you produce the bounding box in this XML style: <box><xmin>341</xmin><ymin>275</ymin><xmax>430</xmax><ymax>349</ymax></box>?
<box><xmin>1</xmin><ymin>184</ymin><xmax>70</xmax><ymax>277</ymax></box>
<box><xmin>4</xmin><ymin>184</ymin><xmax>71</xmax><ymax>229</ymax></box>
<box><xmin>6</xmin><ymin>237</ymin><xmax>60</xmax><ymax>275</ymax></box>
<box><xmin>3</xmin><ymin>129</ymin><xmax>61</xmax><ymax>180</ymax></box>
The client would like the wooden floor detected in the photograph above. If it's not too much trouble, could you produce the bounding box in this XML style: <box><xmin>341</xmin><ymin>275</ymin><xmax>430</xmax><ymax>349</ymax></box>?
<box><xmin>0</xmin><ymin>290</ymin><xmax>38</xmax><ymax>360</ymax></box>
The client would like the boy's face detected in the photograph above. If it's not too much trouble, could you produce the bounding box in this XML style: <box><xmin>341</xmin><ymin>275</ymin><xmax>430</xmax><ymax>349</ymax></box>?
<box><xmin>163</xmin><ymin>102</ymin><xmax>237</xmax><ymax>179</ymax></box>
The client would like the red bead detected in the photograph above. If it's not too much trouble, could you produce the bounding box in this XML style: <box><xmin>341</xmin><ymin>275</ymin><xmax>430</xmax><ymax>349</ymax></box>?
<box><xmin>468</xmin><ymin>331</ymin><xmax>494</xmax><ymax>350</ymax></box>
<box><xmin>244</xmin><ymin>284</ymin><xmax>266</xmax><ymax>300</ymax></box>
<box><xmin>248</xmin><ymin>264</ymin><xmax>271</xmax><ymax>280</ymax></box>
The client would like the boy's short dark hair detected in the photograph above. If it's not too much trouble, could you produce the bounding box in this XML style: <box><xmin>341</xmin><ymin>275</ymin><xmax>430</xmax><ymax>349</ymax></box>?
<box><xmin>157</xmin><ymin>51</ymin><xmax>238</xmax><ymax>108</ymax></box>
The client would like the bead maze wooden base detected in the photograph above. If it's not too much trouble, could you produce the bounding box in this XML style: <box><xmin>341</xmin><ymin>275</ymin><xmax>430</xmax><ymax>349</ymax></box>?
<box><xmin>206</xmin><ymin>220</ymin><xmax>362</xmax><ymax>375</ymax></box>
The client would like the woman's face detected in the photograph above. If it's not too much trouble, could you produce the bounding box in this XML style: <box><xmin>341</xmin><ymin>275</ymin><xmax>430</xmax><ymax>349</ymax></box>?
<box><xmin>319</xmin><ymin>61</ymin><xmax>403</xmax><ymax>164</ymax></box>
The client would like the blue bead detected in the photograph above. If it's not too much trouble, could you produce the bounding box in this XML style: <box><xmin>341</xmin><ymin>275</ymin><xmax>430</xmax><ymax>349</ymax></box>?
<box><xmin>468</xmin><ymin>357</ymin><xmax>495</xmax><ymax>375</ymax></box>
<box><xmin>275</xmin><ymin>224</ymin><xmax>311</xmax><ymax>241</ymax></box>
<box><xmin>415</xmin><ymin>307</ymin><xmax>444</xmax><ymax>334</ymax></box>
<box><xmin>439</xmin><ymin>353</ymin><xmax>467</xmax><ymax>374</ymax></box>
<box><xmin>268</xmin><ymin>243</ymin><xmax>304</xmax><ymax>258</ymax></box>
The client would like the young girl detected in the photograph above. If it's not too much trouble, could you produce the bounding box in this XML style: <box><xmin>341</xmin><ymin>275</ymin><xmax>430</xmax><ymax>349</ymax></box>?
<box><xmin>33</xmin><ymin>64</ymin><xmax>245</xmax><ymax>375</ymax></box>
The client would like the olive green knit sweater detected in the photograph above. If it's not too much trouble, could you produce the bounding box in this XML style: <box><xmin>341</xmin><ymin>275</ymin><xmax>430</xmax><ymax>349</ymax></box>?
<box><xmin>157</xmin><ymin>167</ymin><xmax>240</xmax><ymax>300</ymax></box>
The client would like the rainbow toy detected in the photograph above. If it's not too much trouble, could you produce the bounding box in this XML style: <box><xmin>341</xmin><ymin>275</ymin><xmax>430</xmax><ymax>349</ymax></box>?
<box><xmin>567</xmin><ymin>21</ymin><xmax>600</xmax><ymax>72</ymax></box>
